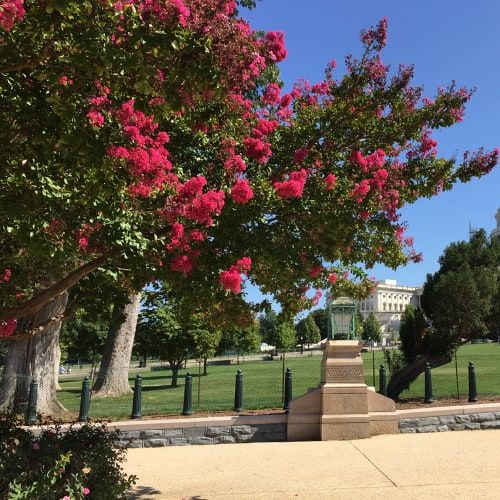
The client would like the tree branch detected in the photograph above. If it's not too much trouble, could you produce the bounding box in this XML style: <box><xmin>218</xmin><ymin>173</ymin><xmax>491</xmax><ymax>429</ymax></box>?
<box><xmin>0</xmin><ymin>254</ymin><xmax>110</xmax><ymax>322</ymax></box>
<box><xmin>0</xmin><ymin>42</ymin><xmax>52</xmax><ymax>74</ymax></box>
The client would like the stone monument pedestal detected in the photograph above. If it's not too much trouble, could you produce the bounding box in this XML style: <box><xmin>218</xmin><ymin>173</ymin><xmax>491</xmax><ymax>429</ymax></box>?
<box><xmin>287</xmin><ymin>340</ymin><xmax>398</xmax><ymax>441</ymax></box>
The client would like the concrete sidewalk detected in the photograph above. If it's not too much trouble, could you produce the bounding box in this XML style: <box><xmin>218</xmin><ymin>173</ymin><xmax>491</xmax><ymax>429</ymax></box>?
<box><xmin>124</xmin><ymin>430</ymin><xmax>500</xmax><ymax>499</ymax></box>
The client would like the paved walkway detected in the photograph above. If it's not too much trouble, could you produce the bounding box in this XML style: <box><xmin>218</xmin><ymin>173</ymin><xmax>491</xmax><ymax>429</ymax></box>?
<box><xmin>124</xmin><ymin>430</ymin><xmax>500</xmax><ymax>499</ymax></box>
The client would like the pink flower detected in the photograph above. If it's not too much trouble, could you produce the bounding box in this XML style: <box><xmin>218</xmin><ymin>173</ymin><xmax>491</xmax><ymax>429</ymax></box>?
<box><xmin>224</xmin><ymin>154</ymin><xmax>246</xmax><ymax>173</ymax></box>
<box><xmin>0</xmin><ymin>0</ymin><xmax>25</xmax><ymax>32</ymax></box>
<box><xmin>2</xmin><ymin>268</ymin><xmax>11</xmax><ymax>282</ymax></box>
<box><xmin>86</xmin><ymin>110</ymin><xmax>105</xmax><ymax>128</ymax></box>
<box><xmin>58</xmin><ymin>75</ymin><xmax>73</xmax><ymax>86</ymax></box>
<box><xmin>274</xmin><ymin>170</ymin><xmax>307</xmax><ymax>199</ymax></box>
<box><xmin>83</xmin><ymin>487</ymin><xmax>90</xmax><ymax>495</ymax></box>
<box><xmin>236</xmin><ymin>257</ymin><xmax>252</xmax><ymax>273</ymax></box>
<box><xmin>170</xmin><ymin>255</ymin><xmax>194</xmax><ymax>274</ymax></box>
<box><xmin>231</xmin><ymin>179</ymin><xmax>253</xmax><ymax>204</ymax></box>
<box><xmin>243</xmin><ymin>137</ymin><xmax>272</xmax><ymax>164</ymax></box>
<box><xmin>264</xmin><ymin>31</ymin><xmax>288</xmax><ymax>62</ymax></box>
<box><xmin>309</xmin><ymin>265</ymin><xmax>323</xmax><ymax>278</ymax></box>
<box><xmin>328</xmin><ymin>273</ymin><xmax>338</xmax><ymax>284</ymax></box>
<box><xmin>219</xmin><ymin>268</ymin><xmax>242</xmax><ymax>293</ymax></box>
<box><xmin>262</xmin><ymin>83</ymin><xmax>281</xmax><ymax>106</ymax></box>
<box><xmin>62</xmin><ymin>496</ymin><xmax>71</xmax><ymax>500</ymax></box>
<box><xmin>351</xmin><ymin>179</ymin><xmax>371</xmax><ymax>203</ymax></box>
<box><xmin>293</xmin><ymin>147</ymin><xmax>310</xmax><ymax>164</ymax></box>
<box><xmin>324</xmin><ymin>173</ymin><xmax>337</xmax><ymax>190</ymax></box>
<box><xmin>32</xmin><ymin>442</ymin><xmax>40</xmax><ymax>450</ymax></box>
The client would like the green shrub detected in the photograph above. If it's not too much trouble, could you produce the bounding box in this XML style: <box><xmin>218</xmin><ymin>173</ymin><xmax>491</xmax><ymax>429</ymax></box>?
<box><xmin>0</xmin><ymin>413</ymin><xmax>136</xmax><ymax>500</ymax></box>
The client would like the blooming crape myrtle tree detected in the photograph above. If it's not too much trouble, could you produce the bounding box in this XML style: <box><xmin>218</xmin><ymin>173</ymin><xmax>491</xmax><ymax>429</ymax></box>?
<box><xmin>0</xmin><ymin>6</ymin><xmax>497</xmax><ymax>414</ymax></box>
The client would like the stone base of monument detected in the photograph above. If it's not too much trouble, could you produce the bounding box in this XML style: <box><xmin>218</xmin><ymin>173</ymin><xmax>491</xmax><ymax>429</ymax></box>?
<box><xmin>287</xmin><ymin>340</ymin><xmax>398</xmax><ymax>441</ymax></box>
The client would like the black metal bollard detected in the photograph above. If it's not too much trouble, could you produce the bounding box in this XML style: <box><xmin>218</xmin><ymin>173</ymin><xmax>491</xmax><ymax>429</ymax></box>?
<box><xmin>468</xmin><ymin>362</ymin><xmax>478</xmax><ymax>403</ymax></box>
<box><xmin>25</xmin><ymin>379</ymin><xmax>38</xmax><ymax>426</ymax></box>
<box><xmin>78</xmin><ymin>376</ymin><xmax>91</xmax><ymax>422</ymax></box>
<box><xmin>234</xmin><ymin>369</ymin><xmax>243</xmax><ymax>412</ymax></box>
<box><xmin>284</xmin><ymin>368</ymin><xmax>293</xmax><ymax>412</ymax></box>
<box><xmin>131</xmin><ymin>375</ymin><xmax>142</xmax><ymax>419</ymax></box>
<box><xmin>424</xmin><ymin>363</ymin><xmax>434</xmax><ymax>404</ymax></box>
<box><xmin>182</xmin><ymin>373</ymin><xmax>193</xmax><ymax>416</ymax></box>
<box><xmin>379</xmin><ymin>365</ymin><xmax>387</xmax><ymax>396</ymax></box>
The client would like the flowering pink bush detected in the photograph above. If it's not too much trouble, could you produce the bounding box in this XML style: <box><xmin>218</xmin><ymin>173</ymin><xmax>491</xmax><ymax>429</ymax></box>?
<box><xmin>0</xmin><ymin>8</ymin><xmax>498</xmax><ymax>338</ymax></box>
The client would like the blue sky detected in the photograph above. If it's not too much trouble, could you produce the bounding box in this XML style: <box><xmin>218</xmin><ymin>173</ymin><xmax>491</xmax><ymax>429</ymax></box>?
<box><xmin>241</xmin><ymin>0</ymin><xmax>500</xmax><ymax>308</ymax></box>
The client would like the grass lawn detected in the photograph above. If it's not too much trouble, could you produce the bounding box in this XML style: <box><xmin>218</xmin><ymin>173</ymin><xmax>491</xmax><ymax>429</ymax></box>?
<box><xmin>57</xmin><ymin>343</ymin><xmax>500</xmax><ymax>421</ymax></box>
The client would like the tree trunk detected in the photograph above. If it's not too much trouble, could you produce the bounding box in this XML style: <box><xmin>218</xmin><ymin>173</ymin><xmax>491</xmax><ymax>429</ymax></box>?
<box><xmin>0</xmin><ymin>293</ymin><xmax>68</xmax><ymax>416</ymax></box>
<box><xmin>92</xmin><ymin>292</ymin><xmax>141</xmax><ymax>397</ymax></box>
<box><xmin>171</xmin><ymin>364</ymin><xmax>180</xmax><ymax>388</ymax></box>
<box><xmin>203</xmin><ymin>357</ymin><xmax>208</xmax><ymax>376</ymax></box>
<box><xmin>387</xmin><ymin>352</ymin><xmax>452</xmax><ymax>401</ymax></box>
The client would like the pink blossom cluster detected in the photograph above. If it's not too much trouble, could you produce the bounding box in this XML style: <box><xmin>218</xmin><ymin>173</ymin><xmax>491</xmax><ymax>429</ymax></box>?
<box><xmin>107</xmin><ymin>99</ymin><xmax>173</xmax><ymax>197</ymax></box>
<box><xmin>74</xmin><ymin>223</ymin><xmax>101</xmax><ymax>250</ymax></box>
<box><xmin>0</xmin><ymin>318</ymin><xmax>16</xmax><ymax>337</ymax></box>
<box><xmin>243</xmin><ymin>137</ymin><xmax>272</xmax><ymax>165</ymax></box>
<box><xmin>219</xmin><ymin>257</ymin><xmax>252</xmax><ymax>293</ymax></box>
<box><xmin>351</xmin><ymin>179</ymin><xmax>371</xmax><ymax>203</ymax></box>
<box><xmin>58</xmin><ymin>75</ymin><xmax>74</xmax><ymax>86</ymax></box>
<box><xmin>365</xmin><ymin>56</ymin><xmax>388</xmax><ymax>81</ymax></box>
<box><xmin>360</xmin><ymin>17</ymin><xmax>388</xmax><ymax>50</ymax></box>
<box><xmin>308</xmin><ymin>264</ymin><xmax>323</xmax><ymax>278</ymax></box>
<box><xmin>293</xmin><ymin>147</ymin><xmax>310</xmax><ymax>164</ymax></box>
<box><xmin>274</xmin><ymin>169</ymin><xmax>308</xmax><ymax>199</ymax></box>
<box><xmin>263</xmin><ymin>31</ymin><xmax>288</xmax><ymax>62</ymax></box>
<box><xmin>231</xmin><ymin>178</ymin><xmax>254</xmax><ymax>204</ymax></box>
<box><xmin>2</xmin><ymin>268</ymin><xmax>11</xmax><ymax>283</ymax></box>
<box><xmin>328</xmin><ymin>273</ymin><xmax>338</xmax><ymax>284</ymax></box>
<box><xmin>324</xmin><ymin>173</ymin><xmax>337</xmax><ymax>190</ymax></box>
<box><xmin>0</xmin><ymin>0</ymin><xmax>24</xmax><ymax>32</ymax></box>
<box><xmin>86</xmin><ymin>80</ymin><xmax>111</xmax><ymax>128</ymax></box>
<box><xmin>262</xmin><ymin>83</ymin><xmax>281</xmax><ymax>106</ymax></box>
<box><xmin>350</xmin><ymin>149</ymin><xmax>386</xmax><ymax>173</ymax></box>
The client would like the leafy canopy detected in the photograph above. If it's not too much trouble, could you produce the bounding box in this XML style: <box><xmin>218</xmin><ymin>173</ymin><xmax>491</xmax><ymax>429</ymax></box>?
<box><xmin>1</xmin><ymin>5</ymin><xmax>497</xmax><ymax>338</ymax></box>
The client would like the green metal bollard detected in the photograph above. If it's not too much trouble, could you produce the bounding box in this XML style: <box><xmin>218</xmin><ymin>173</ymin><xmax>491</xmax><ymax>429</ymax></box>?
<box><xmin>284</xmin><ymin>368</ymin><xmax>293</xmax><ymax>412</ymax></box>
<box><xmin>182</xmin><ymin>373</ymin><xmax>193</xmax><ymax>416</ymax></box>
<box><xmin>468</xmin><ymin>362</ymin><xmax>478</xmax><ymax>403</ymax></box>
<box><xmin>131</xmin><ymin>375</ymin><xmax>142</xmax><ymax>419</ymax></box>
<box><xmin>25</xmin><ymin>379</ymin><xmax>38</xmax><ymax>426</ymax></box>
<box><xmin>234</xmin><ymin>369</ymin><xmax>243</xmax><ymax>412</ymax></box>
<box><xmin>379</xmin><ymin>365</ymin><xmax>387</xmax><ymax>396</ymax></box>
<box><xmin>424</xmin><ymin>363</ymin><xmax>434</xmax><ymax>404</ymax></box>
<box><xmin>78</xmin><ymin>376</ymin><xmax>91</xmax><ymax>422</ymax></box>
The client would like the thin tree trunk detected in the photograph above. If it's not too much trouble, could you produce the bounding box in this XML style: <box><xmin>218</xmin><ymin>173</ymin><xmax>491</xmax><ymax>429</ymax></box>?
<box><xmin>387</xmin><ymin>352</ymin><xmax>452</xmax><ymax>400</ymax></box>
<box><xmin>92</xmin><ymin>292</ymin><xmax>141</xmax><ymax>397</ymax></box>
<box><xmin>203</xmin><ymin>357</ymin><xmax>208</xmax><ymax>376</ymax></box>
<box><xmin>0</xmin><ymin>293</ymin><xmax>68</xmax><ymax>416</ymax></box>
<box><xmin>171</xmin><ymin>365</ymin><xmax>179</xmax><ymax>388</ymax></box>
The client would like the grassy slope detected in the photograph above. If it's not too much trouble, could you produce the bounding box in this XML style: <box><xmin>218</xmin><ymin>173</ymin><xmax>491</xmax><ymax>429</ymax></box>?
<box><xmin>57</xmin><ymin>343</ymin><xmax>500</xmax><ymax>420</ymax></box>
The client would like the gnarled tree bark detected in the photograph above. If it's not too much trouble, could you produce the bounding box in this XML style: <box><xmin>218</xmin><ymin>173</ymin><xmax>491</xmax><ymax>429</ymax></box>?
<box><xmin>92</xmin><ymin>292</ymin><xmax>141</xmax><ymax>398</ymax></box>
<box><xmin>386</xmin><ymin>352</ymin><xmax>452</xmax><ymax>401</ymax></box>
<box><xmin>0</xmin><ymin>292</ymin><xmax>68</xmax><ymax>416</ymax></box>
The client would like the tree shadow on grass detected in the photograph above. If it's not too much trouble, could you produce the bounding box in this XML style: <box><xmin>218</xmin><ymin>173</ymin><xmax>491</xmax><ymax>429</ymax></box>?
<box><xmin>142</xmin><ymin>384</ymin><xmax>183</xmax><ymax>392</ymax></box>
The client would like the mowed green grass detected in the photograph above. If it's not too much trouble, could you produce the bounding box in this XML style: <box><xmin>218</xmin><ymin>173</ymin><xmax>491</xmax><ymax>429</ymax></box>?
<box><xmin>57</xmin><ymin>343</ymin><xmax>500</xmax><ymax>421</ymax></box>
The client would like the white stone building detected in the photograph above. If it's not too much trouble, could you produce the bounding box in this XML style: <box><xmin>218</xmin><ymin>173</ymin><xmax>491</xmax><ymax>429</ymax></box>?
<box><xmin>491</xmin><ymin>207</ymin><xmax>500</xmax><ymax>241</ymax></box>
<box><xmin>355</xmin><ymin>279</ymin><xmax>421</xmax><ymax>342</ymax></box>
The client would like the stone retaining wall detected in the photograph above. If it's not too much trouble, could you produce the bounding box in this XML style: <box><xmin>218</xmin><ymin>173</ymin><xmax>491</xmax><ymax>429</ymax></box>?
<box><xmin>399</xmin><ymin>412</ymin><xmax>500</xmax><ymax>434</ymax></box>
<box><xmin>116</xmin><ymin>422</ymin><xmax>287</xmax><ymax>448</ymax></box>
<box><xmin>108</xmin><ymin>414</ymin><xmax>288</xmax><ymax>448</ymax></box>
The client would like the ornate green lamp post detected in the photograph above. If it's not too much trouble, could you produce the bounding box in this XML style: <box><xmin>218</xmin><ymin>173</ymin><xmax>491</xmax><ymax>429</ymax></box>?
<box><xmin>327</xmin><ymin>296</ymin><xmax>357</xmax><ymax>340</ymax></box>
